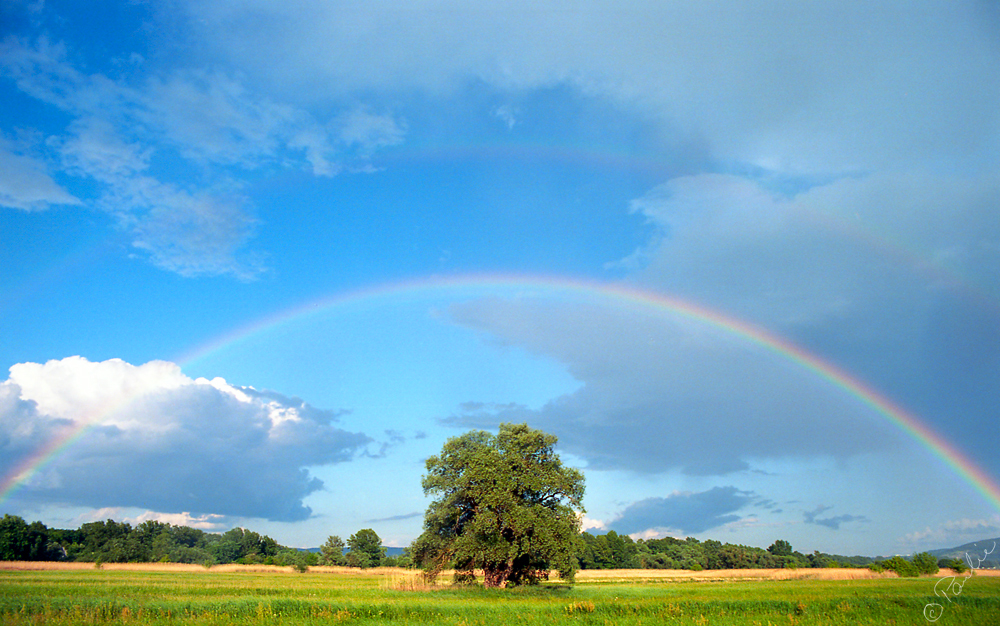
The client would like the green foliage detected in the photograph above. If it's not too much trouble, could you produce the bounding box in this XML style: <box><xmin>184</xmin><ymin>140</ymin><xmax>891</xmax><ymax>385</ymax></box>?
<box><xmin>912</xmin><ymin>551</ymin><xmax>939</xmax><ymax>575</ymax></box>
<box><xmin>806</xmin><ymin>550</ymin><xmax>828</xmax><ymax>568</ymax></box>
<box><xmin>411</xmin><ymin>423</ymin><xmax>585</xmax><ymax>587</ymax></box>
<box><xmin>0</xmin><ymin>514</ymin><xmax>63</xmax><ymax>561</ymax></box>
<box><xmin>767</xmin><ymin>539</ymin><xmax>792</xmax><ymax>557</ymax></box>
<box><xmin>575</xmin><ymin>534</ymin><xmax>884</xmax><ymax>572</ymax></box>
<box><xmin>319</xmin><ymin>535</ymin><xmax>347</xmax><ymax>566</ymax></box>
<box><xmin>0</xmin><ymin>515</ymin><xmax>292</xmax><ymax>566</ymax></box>
<box><xmin>347</xmin><ymin>529</ymin><xmax>385</xmax><ymax>568</ymax></box>
<box><xmin>383</xmin><ymin>552</ymin><xmax>413</xmax><ymax>568</ymax></box>
<box><xmin>871</xmin><ymin>553</ymin><xmax>938</xmax><ymax>577</ymax></box>
<box><xmin>881</xmin><ymin>555</ymin><xmax>919</xmax><ymax>577</ymax></box>
<box><xmin>940</xmin><ymin>556</ymin><xmax>969</xmax><ymax>573</ymax></box>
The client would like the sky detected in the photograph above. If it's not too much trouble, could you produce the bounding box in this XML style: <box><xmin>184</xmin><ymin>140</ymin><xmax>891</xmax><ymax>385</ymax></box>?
<box><xmin>1</xmin><ymin>0</ymin><xmax>999</xmax><ymax>557</ymax></box>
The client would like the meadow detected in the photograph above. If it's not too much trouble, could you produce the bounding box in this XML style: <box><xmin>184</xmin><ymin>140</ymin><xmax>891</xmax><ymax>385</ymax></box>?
<box><xmin>2</xmin><ymin>562</ymin><xmax>999</xmax><ymax>625</ymax></box>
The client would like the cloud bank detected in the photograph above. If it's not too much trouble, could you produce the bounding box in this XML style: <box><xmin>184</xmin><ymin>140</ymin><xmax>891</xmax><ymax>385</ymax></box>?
<box><xmin>178</xmin><ymin>0</ymin><xmax>1000</xmax><ymax>172</ymax></box>
<box><xmin>610</xmin><ymin>487</ymin><xmax>756</xmax><ymax>535</ymax></box>
<box><xmin>445</xmin><ymin>296</ymin><xmax>895</xmax><ymax>476</ymax></box>
<box><xmin>0</xmin><ymin>357</ymin><xmax>371</xmax><ymax>521</ymax></box>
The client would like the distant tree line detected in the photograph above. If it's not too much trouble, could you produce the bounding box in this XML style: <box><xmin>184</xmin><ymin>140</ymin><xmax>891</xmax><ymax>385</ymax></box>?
<box><xmin>0</xmin><ymin>514</ymin><xmax>299</xmax><ymax>566</ymax></box>
<box><xmin>0</xmin><ymin>514</ymin><xmax>410</xmax><ymax>569</ymax></box>
<box><xmin>576</xmin><ymin>532</ymin><xmax>856</xmax><ymax>570</ymax></box>
<box><xmin>2</xmin><ymin>512</ymin><xmax>950</xmax><ymax>577</ymax></box>
<box><xmin>574</xmin><ymin>531</ymin><xmax>950</xmax><ymax>576</ymax></box>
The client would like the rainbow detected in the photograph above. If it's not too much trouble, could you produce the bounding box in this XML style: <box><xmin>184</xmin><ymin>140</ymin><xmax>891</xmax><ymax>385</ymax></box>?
<box><xmin>3</xmin><ymin>272</ymin><xmax>1000</xmax><ymax>515</ymax></box>
<box><xmin>0</xmin><ymin>358</ymin><xmax>176</xmax><ymax>506</ymax></box>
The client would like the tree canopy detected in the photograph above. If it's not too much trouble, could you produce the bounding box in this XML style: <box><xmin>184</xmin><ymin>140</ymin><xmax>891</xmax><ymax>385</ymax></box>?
<box><xmin>347</xmin><ymin>529</ymin><xmax>385</xmax><ymax>568</ymax></box>
<box><xmin>411</xmin><ymin>423</ymin><xmax>585</xmax><ymax>587</ymax></box>
<box><xmin>319</xmin><ymin>535</ymin><xmax>346</xmax><ymax>566</ymax></box>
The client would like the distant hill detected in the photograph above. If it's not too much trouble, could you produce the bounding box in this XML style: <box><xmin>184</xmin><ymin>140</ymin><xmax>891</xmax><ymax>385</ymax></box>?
<box><xmin>927</xmin><ymin>537</ymin><xmax>999</xmax><ymax>568</ymax></box>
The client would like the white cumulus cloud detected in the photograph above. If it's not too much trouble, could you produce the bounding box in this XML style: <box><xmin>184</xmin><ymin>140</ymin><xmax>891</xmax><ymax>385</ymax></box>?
<box><xmin>0</xmin><ymin>357</ymin><xmax>371</xmax><ymax>521</ymax></box>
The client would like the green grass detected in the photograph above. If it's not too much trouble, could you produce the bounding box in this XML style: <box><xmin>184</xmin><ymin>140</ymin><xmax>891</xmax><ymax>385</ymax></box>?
<box><xmin>2</xmin><ymin>567</ymin><xmax>998</xmax><ymax>625</ymax></box>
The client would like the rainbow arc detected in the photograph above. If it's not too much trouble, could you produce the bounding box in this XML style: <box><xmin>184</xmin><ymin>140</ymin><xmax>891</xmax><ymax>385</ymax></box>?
<box><xmin>3</xmin><ymin>273</ymin><xmax>999</xmax><ymax>514</ymax></box>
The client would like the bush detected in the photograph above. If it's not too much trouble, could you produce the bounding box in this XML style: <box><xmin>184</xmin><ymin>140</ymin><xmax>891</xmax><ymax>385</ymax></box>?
<box><xmin>912</xmin><ymin>552</ymin><xmax>939</xmax><ymax>575</ymax></box>
<box><xmin>939</xmin><ymin>557</ymin><xmax>968</xmax><ymax>573</ymax></box>
<box><xmin>882</xmin><ymin>556</ymin><xmax>918</xmax><ymax>577</ymax></box>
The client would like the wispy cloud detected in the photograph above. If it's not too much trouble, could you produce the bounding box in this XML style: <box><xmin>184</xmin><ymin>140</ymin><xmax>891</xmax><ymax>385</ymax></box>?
<box><xmin>0</xmin><ymin>36</ymin><xmax>406</xmax><ymax>277</ymax></box>
<box><xmin>366</xmin><ymin>512</ymin><xmax>422</xmax><ymax>523</ymax></box>
<box><xmin>0</xmin><ymin>134</ymin><xmax>80</xmax><ymax>211</ymax></box>
<box><xmin>803</xmin><ymin>505</ymin><xmax>868</xmax><ymax>531</ymax></box>
<box><xmin>900</xmin><ymin>516</ymin><xmax>1000</xmax><ymax>548</ymax></box>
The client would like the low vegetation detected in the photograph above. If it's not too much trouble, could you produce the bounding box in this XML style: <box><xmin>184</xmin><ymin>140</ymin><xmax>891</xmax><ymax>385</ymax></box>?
<box><xmin>0</xmin><ymin>514</ymin><xmax>411</xmax><ymax>570</ymax></box>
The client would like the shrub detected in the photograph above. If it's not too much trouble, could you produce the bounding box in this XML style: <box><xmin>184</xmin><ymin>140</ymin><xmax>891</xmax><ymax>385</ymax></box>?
<box><xmin>882</xmin><ymin>556</ymin><xmax>918</xmax><ymax>577</ymax></box>
<box><xmin>912</xmin><ymin>552</ymin><xmax>939</xmax><ymax>575</ymax></box>
<box><xmin>939</xmin><ymin>557</ymin><xmax>968</xmax><ymax>573</ymax></box>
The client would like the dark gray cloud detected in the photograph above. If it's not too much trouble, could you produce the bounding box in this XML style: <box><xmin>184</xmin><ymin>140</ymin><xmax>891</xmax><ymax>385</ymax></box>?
<box><xmin>444</xmin><ymin>164</ymin><xmax>1000</xmax><ymax>485</ymax></box>
<box><xmin>803</xmin><ymin>505</ymin><xmax>868</xmax><ymax>530</ymax></box>
<box><xmin>366</xmin><ymin>512</ymin><xmax>422</xmax><ymax>523</ymax></box>
<box><xmin>1</xmin><ymin>357</ymin><xmax>371</xmax><ymax>521</ymax></box>
<box><xmin>625</xmin><ymin>172</ymin><xmax>1000</xmax><ymax>481</ymax></box>
<box><xmin>610</xmin><ymin>487</ymin><xmax>756</xmax><ymax>535</ymax></box>
<box><xmin>446</xmin><ymin>297</ymin><xmax>895</xmax><ymax>476</ymax></box>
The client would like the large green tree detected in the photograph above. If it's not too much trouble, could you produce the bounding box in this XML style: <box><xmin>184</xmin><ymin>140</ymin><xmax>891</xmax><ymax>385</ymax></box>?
<box><xmin>767</xmin><ymin>539</ymin><xmax>792</xmax><ymax>557</ymax></box>
<box><xmin>412</xmin><ymin>423</ymin><xmax>585</xmax><ymax>587</ymax></box>
<box><xmin>319</xmin><ymin>535</ymin><xmax>347</xmax><ymax>566</ymax></box>
<box><xmin>347</xmin><ymin>529</ymin><xmax>384</xmax><ymax>568</ymax></box>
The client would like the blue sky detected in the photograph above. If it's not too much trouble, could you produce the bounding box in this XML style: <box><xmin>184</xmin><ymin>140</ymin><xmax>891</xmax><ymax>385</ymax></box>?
<box><xmin>2</xmin><ymin>0</ymin><xmax>999</xmax><ymax>556</ymax></box>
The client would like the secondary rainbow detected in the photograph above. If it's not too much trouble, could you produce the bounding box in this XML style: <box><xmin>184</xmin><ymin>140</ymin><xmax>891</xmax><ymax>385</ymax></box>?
<box><xmin>3</xmin><ymin>272</ymin><xmax>1000</xmax><ymax>515</ymax></box>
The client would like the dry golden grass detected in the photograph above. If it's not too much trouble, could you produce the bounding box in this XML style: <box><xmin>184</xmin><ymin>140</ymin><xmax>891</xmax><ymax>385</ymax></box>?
<box><xmin>573</xmin><ymin>567</ymin><xmax>887</xmax><ymax>582</ymax></box>
<box><xmin>380</xmin><ymin>569</ymin><xmax>446</xmax><ymax>591</ymax></box>
<box><xmin>570</xmin><ymin>567</ymin><xmax>968</xmax><ymax>582</ymax></box>
<box><xmin>964</xmin><ymin>568</ymin><xmax>1000</xmax><ymax>577</ymax></box>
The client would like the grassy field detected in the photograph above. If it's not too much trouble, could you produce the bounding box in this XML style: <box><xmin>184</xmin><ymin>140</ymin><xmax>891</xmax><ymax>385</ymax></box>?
<box><xmin>2</xmin><ymin>563</ymin><xmax>998</xmax><ymax>625</ymax></box>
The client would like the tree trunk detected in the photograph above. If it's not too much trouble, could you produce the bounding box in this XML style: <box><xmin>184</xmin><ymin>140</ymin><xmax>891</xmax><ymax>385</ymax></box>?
<box><xmin>483</xmin><ymin>558</ymin><xmax>514</xmax><ymax>588</ymax></box>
